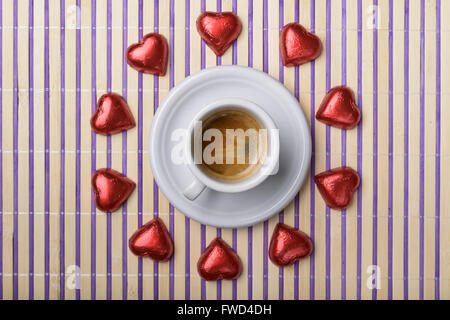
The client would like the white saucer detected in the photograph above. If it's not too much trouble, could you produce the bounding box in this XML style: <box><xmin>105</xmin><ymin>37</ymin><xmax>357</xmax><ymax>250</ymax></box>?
<box><xmin>149</xmin><ymin>66</ymin><xmax>311</xmax><ymax>228</ymax></box>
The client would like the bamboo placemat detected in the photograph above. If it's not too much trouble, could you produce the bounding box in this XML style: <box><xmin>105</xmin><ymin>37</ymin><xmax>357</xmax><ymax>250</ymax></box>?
<box><xmin>0</xmin><ymin>0</ymin><xmax>448</xmax><ymax>300</ymax></box>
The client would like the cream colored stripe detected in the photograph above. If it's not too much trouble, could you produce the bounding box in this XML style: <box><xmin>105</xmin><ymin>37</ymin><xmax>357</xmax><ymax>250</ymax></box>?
<box><xmin>110</xmin><ymin>0</ymin><xmax>124</xmax><ymax>300</ymax></box>
<box><xmin>205</xmin><ymin>0</ymin><xmax>218</xmax><ymax>301</ymax></box>
<box><xmin>266</xmin><ymin>0</ymin><xmax>279</xmax><ymax>301</ymax></box>
<box><xmin>48</xmin><ymin>0</ymin><xmax>61</xmax><ymax>300</ymax></box>
<box><xmin>392</xmin><ymin>0</ymin><xmax>406</xmax><ymax>300</ymax></box>
<box><xmin>297</xmin><ymin>0</ymin><xmax>313</xmax><ymax>301</ymax></box>
<box><xmin>359</xmin><ymin>0</ymin><xmax>374</xmax><ymax>300</ymax></box>
<box><xmin>61</xmin><ymin>0</ymin><xmax>75</xmax><ymax>301</ymax></box>
<box><xmin>345</xmin><ymin>0</ymin><xmax>359</xmax><ymax>300</ymax></box>
<box><xmin>157</xmin><ymin>0</ymin><xmax>171</xmax><ymax>301</ymax></box>
<box><xmin>32</xmin><ymin>0</ymin><xmax>46</xmax><ymax>300</ymax></box>
<box><xmin>173</xmin><ymin>0</ymin><xmax>187</xmax><ymax>301</ymax></box>
<box><xmin>94</xmin><ymin>0</ymin><xmax>107</xmax><ymax>300</ymax></box>
<box><xmin>188</xmin><ymin>0</ymin><xmax>202</xmax><ymax>301</ymax></box>
<box><xmin>282</xmin><ymin>0</ymin><xmax>296</xmax><ymax>301</ymax></box>
<box><xmin>329</xmin><ymin>0</ymin><xmax>343</xmax><ymax>300</ymax></box>
<box><xmin>220</xmin><ymin>0</ymin><xmax>234</xmax><ymax>301</ymax></box>
<box><xmin>423</xmin><ymin>0</ymin><xmax>437</xmax><ymax>300</ymax></box>
<box><xmin>17</xmin><ymin>0</ymin><xmax>30</xmax><ymax>300</ymax></box>
<box><xmin>376</xmin><ymin>0</ymin><xmax>390</xmax><ymax>300</ymax></box>
<box><xmin>235</xmin><ymin>0</ymin><xmax>250</xmax><ymax>301</ymax></box>
<box><xmin>79</xmin><ymin>0</ymin><xmax>93</xmax><ymax>300</ymax></box>
<box><xmin>439</xmin><ymin>0</ymin><xmax>449</xmax><ymax>300</ymax></box>
<box><xmin>125</xmin><ymin>0</ymin><xmax>142</xmax><ymax>301</ymax></box>
<box><xmin>313</xmin><ymin>0</ymin><xmax>327</xmax><ymax>300</ymax></box>
<box><xmin>407</xmin><ymin>0</ymin><xmax>421</xmax><ymax>300</ymax></box>
<box><xmin>251</xmin><ymin>0</ymin><xmax>264</xmax><ymax>300</ymax></box>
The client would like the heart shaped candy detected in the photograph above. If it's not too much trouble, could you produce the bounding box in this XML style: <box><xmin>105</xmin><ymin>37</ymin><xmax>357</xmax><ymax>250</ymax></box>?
<box><xmin>314</xmin><ymin>167</ymin><xmax>360</xmax><ymax>210</ymax></box>
<box><xmin>280</xmin><ymin>22</ymin><xmax>322</xmax><ymax>66</ymax></box>
<box><xmin>126</xmin><ymin>33</ymin><xmax>168</xmax><ymax>76</ymax></box>
<box><xmin>197</xmin><ymin>238</ymin><xmax>242</xmax><ymax>281</ymax></box>
<box><xmin>128</xmin><ymin>218</ymin><xmax>174</xmax><ymax>262</ymax></box>
<box><xmin>92</xmin><ymin>169</ymin><xmax>136</xmax><ymax>213</ymax></box>
<box><xmin>269</xmin><ymin>223</ymin><xmax>314</xmax><ymax>267</ymax></box>
<box><xmin>196</xmin><ymin>12</ymin><xmax>242</xmax><ymax>56</ymax></box>
<box><xmin>90</xmin><ymin>93</ymin><xmax>135</xmax><ymax>135</ymax></box>
<box><xmin>316</xmin><ymin>86</ymin><xmax>361</xmax><ymax>129</ymax></box>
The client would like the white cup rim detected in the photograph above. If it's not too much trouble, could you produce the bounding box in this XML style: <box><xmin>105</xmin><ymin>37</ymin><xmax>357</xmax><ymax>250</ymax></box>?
<box><xmin>185</xmin><ymin>97</ymin><xmax>280</xmax><ymax>194</ymax></box>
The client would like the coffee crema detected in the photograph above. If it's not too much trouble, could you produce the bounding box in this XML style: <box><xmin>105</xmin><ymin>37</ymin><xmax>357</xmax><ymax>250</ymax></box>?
<box><xmin>199</xmin><ymin>108</ymin><xmax>267</xmax><ymax>182</ymax></box>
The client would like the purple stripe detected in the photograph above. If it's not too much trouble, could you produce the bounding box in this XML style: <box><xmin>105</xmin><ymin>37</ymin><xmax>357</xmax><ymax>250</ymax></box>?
<box><xmin>185</xmin><ymin>204</ymin><xmax>190</xmax><ymax>301</ymax></box>
<box><xmin>153</xmin><ymin>0</ymin><xmax>161</xmax><ymax>299</ymax></box>
<box><xmin>419</xmin><ymin>0</ymin><xmax>425</xmax><ymax>300</ymax></box>
<box><xmin>232</xmin><ymin>0</ymin><xmax>237</xmax><ymax>65</ymax></box>
<box><xmin>248</xmin><ymin>0</ymin><xmax>253</xmax><ymax>301</ymax></box>
<box><xmin>403</xmin><ymin>0</ymin><xmax>409</xmax><ymax>300</ymax></box>
<box><xmin>216</xmin><ymin>0</ymin><xmax>222</xmax><ymax>301</ymax></box>
<box><xmin>91</xmin><ymin>0</ymin><xmax>97</xmax><ymax>300</ymax></box>
<box><xmin>121</xmin><ymin>0</ymin><xmax>129</xmax><ymax>299</ymax></box>
<box><xmin>200</xmin><ymin>0</ymin><xmax>206</xmax><ymax>300</ymax></box>
<box><xmin>169</xmin><ymin>0</ymin><xmax>175</xmax><ymax>301</ymax></box>
<box><xmin>201</xmin><ymin>224</ymin><xmax>206</xmax><ymax>299</ymax></box>
<box><xmin>185</xmin><ymin>216</ymin><xmax>190</xmax><ymax>299</ymax></box>
<box><xmin>59</xmin><ymin>0</ymin><xmax>65</xmax><ymax>300</ymax></box>
<box><xmin>201</xmin><ymin>0</ymin><xmax>205</xmax><ymax>71</ymax></box>
<box><xmin>232</xmin><ymin>0</ymin><xmax>238</xmax><ymax>301</ymax></box>
<box><xmin>263</xmin><ymin>217</ymin><xmax>268</xmax><ymax>300</ymax></box>
<box><xmin>356</xmin><ymin>0</ymin><xmax>363</xmax><ymax>300</ymax></box>
<box><xmin>184</xmin><ymin>0</ymin><xmax>190</xmax><ymax>301</ymax></box>
<box><xmin>152</xmin><ymin>0</ymin><xmax>159</xmax><ymax>300</ymax></box>
<box><xmin>341</xmin><ymin>0</ymin><xmax>347</xmax><ymax>300</ymax></box>
<box><xmin>387</xmin><ymin>0</ymin><xmax>394</xmax><ymax>300</ymax></box>
<box><xmin>122</xmin><ymin>0</ymin><xmax>128</xmax><ymax>300</ymax></box>
<box><xmin>294</xmin><ymin>192</ymin><xmax>299</xmax><ymax>299</ymax></box>
<box><xmin>310</xmin><ymin>0</ymin><xmax>316</xmax><ymax>301</ymax></box>
<box><xmin>0</xmin><ymin>0</ymin><xmax>2</xmax><ymax>301</ymax></box>
<box><xmin>29</xmin><ymin>0</ymin><xmax>35</xmax><ymax>300</ymax></box>
<box><xmin>138</xmin><ymin>0</ymin><xmax>144</xmax><ymax>300</ymax></box>
<box><xmin>294</xmin><ymin>194</ymin><xmax>299</xmax><ymax>297</ymax></box>
<box><xmin>106</xmin><ymin>0</ymin><xmax>112</xmax><ymax>301</ymax></box>
<box><xmin>12</xmin><ymin>0</ymin><xmax>19</xmax><ymax>300</ymax></box>
<box><xmin>75</xmin><ymin>0</ymin><xmax>82</xmax><ymax>301</ymax></box>
<box><xmin>217</xmin><ymin>230</ymin><xmax>221</xmax><ymax>301</ymax></box>
<box><xmin>435</xmin><ymin>0</ymin><xmax>441</xmax><ymax>300</ymax></box>
<box><xmin>216</xmin><ymin>0</ymin><xmax>222</xmax><ymax>69</ymax></box>
<box><xmin>372</xmin><ymin>0</ymin><xmax>379</xmax><ymax>301</ymax></box>
<box><xmin>278</xmin><ymin>0</ymin><xmax>284</xmax><ymax>301</ymax></box>
<box><xmin>293</xmin><ymin>0</ymin><xmax>300</xmax><ymax>301</ymax></box>
<box><xmin>247</xmin><ymin>227</ymin><xmax>253</xmax><ymax>300</ymax></box>
<box><xmin>232</xmin><ymin>226</ymin><xmax>237</xmax><ymax>300</ymax></box>
<box><xmin>263</xmin><ymin>0</ymin><xmax>268</xmax><ymax>301</ymax></box>
<box><xmin>44</xmin><ymin>0</ymin><xmax>51</xmax><ymax>300</ymax></box>
<box><xmin>325</xmin><ymin>0</ymin><xmax>331</xmax><ymax>300</ymax></box>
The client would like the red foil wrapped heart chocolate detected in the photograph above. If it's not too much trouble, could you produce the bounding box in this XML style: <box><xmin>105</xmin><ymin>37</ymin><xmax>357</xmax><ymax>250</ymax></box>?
<box><xmin>90</xmin><ymin>93</ymin><xmax>135</xmax><ymax>135</ymax></box>
<box><xmin>92</xmin><ymin>168</ymin><xmax>136</xmax><ymax>213</ymax></box>
<box><xmin>280</xmin><ymin>22</ymin><xmax>322</xmax><ymax>66</ymax></box>
<box><xmin>126</xmin><ymin>33</ymin><xmax>168</xmax><ymax>76</ymax></box>
<box><xmin>197</xmin><ymin>238</ymin><xmax>242</xmax><ymax>281</ymax></box>
<box><xmin>316</xmin><ymin>86</ymin><xmax>361</xmax><ymax>129</ymax></box>
<box><xmin>196</xmin><ymin>12</ymin><xmax>242</xmax><ymax>56</ymax></box>
<box><xmin>314</xmin><ymin>167</ymin><xmax>360</xmax><ymax>210</ymax></box>
<box><xmin>129</xmin><ymin>218</ymin><xmax>174</xmax><ymax>262</ymax></box>
<box><xmin>269</xmin><ymin>223</ymin><xmax>313</xmax><ymax>267</ymax></box>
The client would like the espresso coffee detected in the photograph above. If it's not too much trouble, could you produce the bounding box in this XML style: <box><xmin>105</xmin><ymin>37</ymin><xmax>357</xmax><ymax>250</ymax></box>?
<box><xmin>200</xmin><ymin>109</ymin><xmax>266</xmax><ymax>182</ymax></box>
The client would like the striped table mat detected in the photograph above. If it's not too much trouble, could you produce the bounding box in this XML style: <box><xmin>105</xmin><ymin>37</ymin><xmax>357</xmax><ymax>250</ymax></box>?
<box><xmin>0</xmin><ymin>0</ymin><xmax>448</xmax><ymax>300</ymax></box>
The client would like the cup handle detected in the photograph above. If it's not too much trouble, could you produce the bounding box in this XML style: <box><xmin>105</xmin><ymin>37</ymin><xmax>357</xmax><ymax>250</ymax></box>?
<box><xmin>183</xmin><ymin>179</ymin><xmax>206</xmax><ymax>201</ymax></box>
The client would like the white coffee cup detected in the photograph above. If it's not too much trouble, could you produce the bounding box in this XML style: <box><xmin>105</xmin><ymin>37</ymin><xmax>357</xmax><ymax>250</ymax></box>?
<box><xmin>183</xmin><ymin>98</ymin><xmax>280</xmax><ymax>200</ymax></box>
